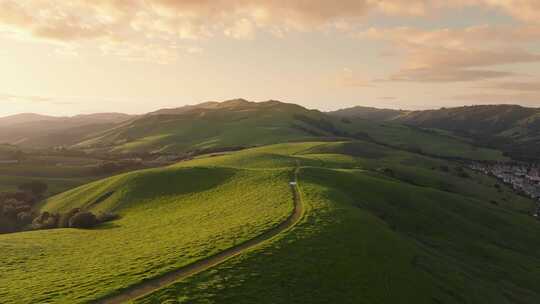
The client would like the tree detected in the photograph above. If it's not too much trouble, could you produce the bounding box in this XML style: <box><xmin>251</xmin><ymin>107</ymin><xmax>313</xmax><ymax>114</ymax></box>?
<box><xmin>69</xmin><ymin>212</ymin><xmax>97</xmax><ymax>228</ymax></box>
<box><xmin>59</xmin><ymin>208</ymin><xmax>81</xmax><ymax>228</ymax></box>
<box><xmin>32</xmin><ymin>212</ymin><xmax>59</xmax><ymax>229</ymax></box>
<box><xmin>18</xmin><ymin>181</ymin><xmax>48</xmax><ymax>197</ymax></box>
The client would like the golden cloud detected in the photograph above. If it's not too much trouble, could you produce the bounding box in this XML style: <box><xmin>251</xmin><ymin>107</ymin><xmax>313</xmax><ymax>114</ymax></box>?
<box><xmin>0</xmin><ymin>0</ymin><xmax>539</xmax><ymax>65</ymax></box>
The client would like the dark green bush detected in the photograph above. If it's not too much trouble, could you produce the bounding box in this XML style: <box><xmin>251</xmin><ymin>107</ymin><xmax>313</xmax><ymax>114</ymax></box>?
<box><xmin>69</xmin><ymin>212</ymin><xmax>98</xmax><ymax>228</ymax></box>
<box><xmin>32</xmin><ymin>212</ymin><xmax>59</xmax><ymax>229</ymax></box>
<box><xmin>59</xmin><ymin>208</ymin><xmax>81</xmax><ymax>228</ymax></box>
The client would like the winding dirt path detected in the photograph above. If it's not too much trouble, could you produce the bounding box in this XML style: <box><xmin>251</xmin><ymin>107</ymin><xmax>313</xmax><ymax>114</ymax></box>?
<box><xmin>96</xmin><ymin>166</ymin><xmax>303</xmax><ymax>304</ymax></box>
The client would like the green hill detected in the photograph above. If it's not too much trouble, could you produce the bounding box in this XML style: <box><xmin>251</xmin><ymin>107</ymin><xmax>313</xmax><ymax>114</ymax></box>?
<box><xmin>331</xmin><ymin>104</ymin><xmax>540</xmax><ymax>161</ymax></box>
<box><xmin>393</xmin><ymin>105</ymin><xmax>540</xmax><ymax>161</ymax></box>
<box><xmin>1</xmin><ymin>164</ymin><xmax>294</xmax><ymax>303</ymax></box>
<box><xmin>1</xmin><ymin>141</ymin><xmax>539</xmax><ymax>303</ymax></box>
<box><xmin>0</xmin><ymin>113</ymin><xmax>134</xmax><ymax>148</ymax></box>
<box><xmin>71</xmin><ymin>99</ymin><xmax>505</xmax><ymax>161</ymax></box>
<box><xmin>331</xmin><ymin>105</ymin><xmax>405</xmax><ymax>121</ymax></box>
<box><xmin>73</xmin><ymin>99</ymin><xmax>347</xmax><ymax>154</ymax></box>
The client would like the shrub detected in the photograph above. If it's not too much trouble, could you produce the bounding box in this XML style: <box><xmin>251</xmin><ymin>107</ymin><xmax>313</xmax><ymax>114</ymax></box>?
<box><xmin>380</xmin><ymin>167</ymin><xmax>395</xmax><ymax>177</ymax></box>
<box><xmin>17</xmin><ymin>211</ymin><xmax>34</xmax><ymax>225</ymax></box>
<box><xmin>32</xmin><ymin>212</ymin><xmax>59</xmax><ymax>229</ymax></box>
<box><xmin>69</xmin><ymin>212</ymin><xmax>98</xmax><ymax>228</ymax></box>
<box><xmin>457</xmin><ymin>171</ymin><xmax>470</xmax><ymax>178</ymax></box>
<box><xmin>58</xmin><ymin>208</ymin><xmax>81</xmax><ymax>228</ymax></box>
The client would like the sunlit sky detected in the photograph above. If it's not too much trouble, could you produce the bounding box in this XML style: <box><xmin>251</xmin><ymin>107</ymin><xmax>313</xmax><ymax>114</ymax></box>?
<box><xmin>1</xmin><ymin>0</ymin><xmax>540</xmax><ymax>116</ymax></box>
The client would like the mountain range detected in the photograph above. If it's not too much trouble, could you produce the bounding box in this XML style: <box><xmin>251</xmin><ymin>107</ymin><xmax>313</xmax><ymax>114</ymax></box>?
<box><xmin>1</xmin><ymin>100</ymin><xmax>539</xmax><ymax>160</ymax></box>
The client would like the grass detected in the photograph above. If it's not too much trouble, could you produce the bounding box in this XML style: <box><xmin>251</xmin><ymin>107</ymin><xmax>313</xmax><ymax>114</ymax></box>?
<box><xmin>0</xmin><ymin>166</ymin><xmax>294</xmax><ymax>304</ymax></box>
<box><xmin>136</xmin><ymin>166</ymin><xmax>540</xmax><ymax>304</ymax></box>
<box><xmin>0</xmin><ymin>162</ymin><xmax>102</xmax><ymax>196</ymax></box>
<box><xmin>74</xmin><ymin>100</ymin><xmax>507</xmax><ymax>162</ymax></box>
<box><xmin>338</xmin><ymin>119</ymin><xmax>507</xmax><ymax>161</ymax></box>
<box><xmin>75</xmin><ymin>102</ymin><xmax>326</xmax><ymax>154</ymax></box>
<box><xmin>1</xmin><ymin>140</ymin><xmax>537</xmax><ymax>303</ymax></box>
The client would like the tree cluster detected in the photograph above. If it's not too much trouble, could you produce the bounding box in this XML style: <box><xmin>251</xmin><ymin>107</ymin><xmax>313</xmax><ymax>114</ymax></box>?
<box><xmin>1</xmin><ymin>181</ymin><xmax>118</xmax><ymax>234</ymax></box>
<box><xmin>0</xmin><ymin>182</ymin><xmax>47</xmax><ymax>233</ymax></box>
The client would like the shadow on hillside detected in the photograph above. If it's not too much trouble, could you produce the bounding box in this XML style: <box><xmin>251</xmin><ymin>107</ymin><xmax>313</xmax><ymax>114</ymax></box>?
<box><xmin>93</xmin><ymin>222</ymin><xmax>121</xmax><ymax>230</ymax></box>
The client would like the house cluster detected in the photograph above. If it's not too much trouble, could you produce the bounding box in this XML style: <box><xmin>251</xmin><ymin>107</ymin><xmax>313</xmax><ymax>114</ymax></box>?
<box><xmin>470</xmin><ymin>162</ymin><xmax>540</xmax><ymax>218</ymax></box>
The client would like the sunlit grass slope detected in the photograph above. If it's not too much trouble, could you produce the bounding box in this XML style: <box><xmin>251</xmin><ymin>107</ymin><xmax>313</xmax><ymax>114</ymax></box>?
<box><xmin>0</xmin><ymin>164</ymin><xmax>294</xmax><ymax>303</ymax></box>
<box><xmin>0</xmin><ymin>141</ymin><xmax>537</xmax><ymax>304</ymax></box>
<box><xmin>135</xmin><ymin>141</ymin><xmax>540</xmax><ymax>304</ymax></box>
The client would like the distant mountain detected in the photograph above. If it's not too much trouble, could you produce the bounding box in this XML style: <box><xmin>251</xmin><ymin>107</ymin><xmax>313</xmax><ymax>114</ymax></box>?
<box><xmin>0</xmin><ymin>113</ymin><xmax>61</xmax><ymax>127</ymax></box>
<box><xmin>330</xmin><ymin>106</ymin><xmax>405</xmax><ymax>121</ymax></box>
<box><xmin>331</xmin><ymin>104</ymin><xmax>540</xmax><ymax>161</ymax></box>
<box><xmin>69</xmin><ymin>99</ymin><xmax>503</xmax><ymax>161</ymax></box>
<box><xmin>148</xmin><ymin>101</ymin><xmax>221</xmax><ymax>115</ymax></box>
<box><xmin>74</xmin><ymin>99</ymin><xmax>348</xmax><ymax>154</ymax></box>
<box><xmin>0</xmin><ymin>100</ymin><xmax>517</xmax><ymax>161</ymax></box>
<box><xmin>0</xmin><ymin>113</ymin><xmax>134</xmax><ymax>148</ymax></box>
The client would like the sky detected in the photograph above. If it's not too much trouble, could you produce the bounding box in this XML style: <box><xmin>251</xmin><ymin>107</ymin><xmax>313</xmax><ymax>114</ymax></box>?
<box><xmin>1</xmin><ymin>0</ymin><xmax>540</xmax><ymax>116</ymax></box>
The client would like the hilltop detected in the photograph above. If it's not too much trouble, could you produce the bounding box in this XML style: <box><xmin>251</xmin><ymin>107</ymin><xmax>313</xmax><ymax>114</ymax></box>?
<box><xmin>72</xmin><ymin>99</ymin><xmax>347</xmax><ymax>154</ymax></box>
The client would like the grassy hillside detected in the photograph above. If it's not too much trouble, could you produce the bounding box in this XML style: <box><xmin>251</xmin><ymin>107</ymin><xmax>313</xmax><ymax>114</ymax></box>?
<box><xmin>1</xmin><ymin>165</ymin><xmax>293</xmax><ymax>303</ymax></box>
<box><xmin>139</xmin><ymin>166</ymin><xmax>540</xmax><ymax>304</ymax></box>
<box><xmin>74</xmin><ymin>99</ymin><xmax>345</xmax><ymax>154</ymax></box>
<box><xmin>331</xmin><ymin>105</ymin><xmax>404</xmax><ymax>121</ymax></box>
<box><xmin>2</xmin><ymin>141</ymin><xmax>538</xmax><ymax>303</ymax></box>
<box><xmin>0</xmin><ymin>113</ymin><xmax>133</xmax><ymax>148</ymax></box>
<box><xmin>336</xmin><ymin>119</ymin><xmax>506</xmax><ymax>161</ymax></box>
<box><xmin>72</xmin><ymin>99</ymin><xmax>505</xmax><ymax>161</ymax></box>
<box><xmin>331</xmin><ymin>104</ymin><xmax>540</xmax><ymax>161</ymax></box>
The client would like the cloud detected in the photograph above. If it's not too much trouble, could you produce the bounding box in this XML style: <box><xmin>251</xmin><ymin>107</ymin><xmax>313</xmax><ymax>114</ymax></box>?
<box><xmin>2</xmin><ymin>1</ymin><xmax>538</xmax><ymax>44</ymax></box>
<box><xmin>224</xmin><ymin>18</ymin><xmax>256</xmax><ymax>40</ymax></box>
<box><xmin>0</xmin><ymin>93</ymin><xmax>52</xmax><ymax>103</ymax></box>
<box><xmin>481</xmin><ymin>0</ymin><xmax>540</xmax><ymax>23</ymax></box>
<box><xmin>360</xmin><ymin>25</ymin><xmax>540</xmax><ymax>82</ymax></box>
<box><xmin>386</xmin><ymin>68</ymin><xmax>515</xmax><ymax>82</ymax></box>
<box><xmin>478</xmin><ymin>81</ymin><xmax>540</xmax><ymax>92</ymax></box>
<box><xmin>452</xmin><ymin>92</ymin><xmax>540</xmax><ymax>107</ymax></box>
<box><xmin>359</xmin><ymin>25</ymin><xmax>540</xmax><ymax>49</ymax></box>
<box><xmin>333</xmin><ymin>68</ymin><xmax>374</xmax><ymax>87</ymax></box>
<box><xmin>1</xmin><ymin>0</ymin><xmax>539</xmax><ymax>65</ymax></box>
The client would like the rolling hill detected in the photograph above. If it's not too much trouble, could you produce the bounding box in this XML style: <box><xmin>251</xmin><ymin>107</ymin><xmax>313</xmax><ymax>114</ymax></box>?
<box><xmin>0</xmin><ymin>113</ymin><xmax>134</xmax><ymax>148</ymax></box>
<box><xmin>1</xmin><ymin>141</ymin><xmax>539</xmax><ymax>303</ymax></box>
<box><xmin>330</xmin><ymin>106</ymin><xmax>405</xmax><ymax>121</ymax></box>
<box><xmin>0</xmin><ymin>99</ymin><xmax>509</xmax><ymax>161</ymax></box>
<box><xmin>69</xmin><ymin>99</ymin><xmax>504</xmax><ymax>161</ymax></box>
<box><xmin>73</xmin><ymin>99</ymin><xmax>349</xmax><ymax>154</ymax></box>
<box><xmin>331</xmin><ymin>104</ymin><xmax>540</xmax><ymax>161</ymax></box>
